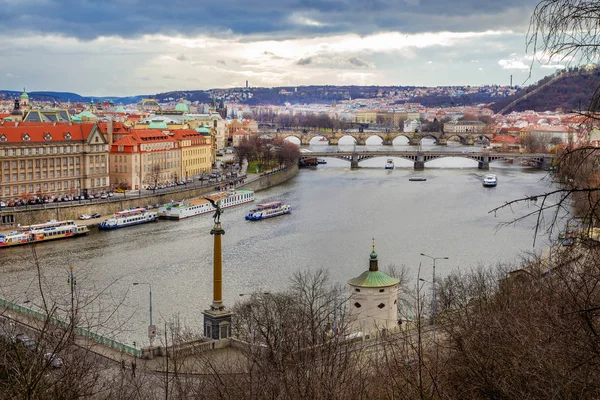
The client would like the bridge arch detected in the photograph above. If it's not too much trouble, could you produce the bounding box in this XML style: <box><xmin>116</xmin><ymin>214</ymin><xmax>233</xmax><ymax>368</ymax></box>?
<box><xmin>284</xmin><ymin>136</ymin><xmax>301</xmax><ymax>145</ymax></box>
<box><xmin>445</xmin><ymin>134</ymin><xmax>467</xmax><ymax>145</ymax></box>
<box><xmin>392</xmin><ymin>135</ymin><xmax>411</xmax><ymax>145</ymax></box>
<box><xmin>308</xmin><ymin>134</ymin><xmax>329</xmax><ymax>145</ymax></box>
<box><xmin>338</xmin><ymin>135</ymin><xmax>358</xmax><ymax>145</ymax></box>
<box><xmin>365</xmin><ymin>135</ymin><xmax>384</xmax><ymax>145</ymax></box>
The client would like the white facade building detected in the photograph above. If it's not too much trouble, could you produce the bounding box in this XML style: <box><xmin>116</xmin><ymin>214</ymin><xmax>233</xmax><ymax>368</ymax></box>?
<box><xmin>347</xmin><ymin>244</ymin><xmax>400</xmax><ymax>335</ymax></box>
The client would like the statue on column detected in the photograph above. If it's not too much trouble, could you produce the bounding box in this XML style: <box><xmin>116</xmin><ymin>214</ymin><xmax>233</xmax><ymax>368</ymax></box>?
<box><xmin>205</xmin><ymin>197</ymin><xmax>222</xmax><ymax>224</ymax></box>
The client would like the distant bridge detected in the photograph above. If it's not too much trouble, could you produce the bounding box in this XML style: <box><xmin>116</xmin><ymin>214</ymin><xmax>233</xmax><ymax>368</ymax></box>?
<box><xmin>303</xmin><ymin>151</ymin><xmax>555</xmax><ymax>170</ymax></box>
<box><xmin>260</xmin><ymin>131</ymin><xmax>494</xmax><ymax>146</ymax></box>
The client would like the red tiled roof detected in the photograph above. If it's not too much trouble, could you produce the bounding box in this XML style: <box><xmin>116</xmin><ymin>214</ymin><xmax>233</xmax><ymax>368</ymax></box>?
<box><xmin>491</xmin><ymin>135</ymin><xmax>520</xmax><ymax>144</ymax></box>
<box><xmin>0</xmin><ymin>121</ymin><xmax>95</xmax><ymax>143</ymax></box>
<box><xmin>111</xmin><ymin>129</ymin><xmax>177</xmax><ymax>153</ymax></box>
<box><xmin>97</xmin><ymin>121</ymin><xmax>130</xmax><ymax>134</ymax></box>
<box><xmin>232</xmin><ymin>129</ymin><xmax>249</xmax><ymax>136</ymax></box>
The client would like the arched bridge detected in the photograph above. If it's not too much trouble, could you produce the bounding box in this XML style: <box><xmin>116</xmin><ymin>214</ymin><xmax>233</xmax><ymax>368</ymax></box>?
<box><xmin>261</xmin><ymin>131</ymin><xmax>494</xmax><ymax>146</ymax></box>
<box><xmin>304</xmin><ymin>151</ymin><xmax>555</xmax><ymax>170</ymax></box>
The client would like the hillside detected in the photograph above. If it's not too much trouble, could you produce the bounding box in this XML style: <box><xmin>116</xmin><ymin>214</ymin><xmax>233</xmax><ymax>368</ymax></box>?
<box><xmin>0</xmin><ymin>90</ymin><xmax>146</xmax><ymax>104</ymax></box>
<box><xmin>491</xmin><ymin>67</ymin><xmax>600</xmax><ymax>114</ymax></box>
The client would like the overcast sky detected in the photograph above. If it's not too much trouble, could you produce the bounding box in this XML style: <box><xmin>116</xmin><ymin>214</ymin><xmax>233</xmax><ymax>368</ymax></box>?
<box><xmin>0</xmin><ymin>0</ymin><xmax>564</xmax><ymax>96</ymax></box>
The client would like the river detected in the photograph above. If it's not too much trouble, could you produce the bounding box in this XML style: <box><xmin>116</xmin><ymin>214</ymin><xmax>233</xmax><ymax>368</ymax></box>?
<box><xmin>0</xmin><ymin>143</ymin><xmax>558</xmax><ymax>345</ymax></box>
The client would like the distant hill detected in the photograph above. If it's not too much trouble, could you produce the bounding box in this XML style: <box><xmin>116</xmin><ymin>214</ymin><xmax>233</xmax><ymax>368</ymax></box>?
<box><xmin>490</xmin><ymin>67</ymin><xmax>600</xmax><ymax>114</ymax></box>
<box><xmin>0</xmin><ymin>90</ymin><xmax>146</xmax><ymax>105</ymax></box>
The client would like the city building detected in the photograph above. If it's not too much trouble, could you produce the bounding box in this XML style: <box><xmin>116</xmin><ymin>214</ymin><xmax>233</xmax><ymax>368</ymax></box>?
<box><xmin>172</xmin><ymin>129</ymin><xmax>212</xmax><ymax>180</ymax></box>
<box><xmin>347</xmin><ymin>242</ymin><xmax>400</xmax><ymax>335</ymax></box>
<box><xmin>110</xmin><ymin>130</ymin><xmax>181</xmax><ymax>189</ymax></box>
<box><xmin>138</xmin><ymin>98</ymin><xmax>161</xmax><ymax>113</ymax></box>
<box><xmin>0</xmin><ymin>122</ymin><xmax>110</xmax><ymax>201</ymax></box>
<box><xmin>443</xmin><ymin>120</ymin><xmax>486</xmax><ymax>133</ymax></box>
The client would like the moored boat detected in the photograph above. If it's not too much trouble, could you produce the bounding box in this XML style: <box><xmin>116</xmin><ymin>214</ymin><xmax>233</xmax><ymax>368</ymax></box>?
<box><xmin>409</xmin><ymin>176</ymin><xmax>426</xmax><ymax>182</ymax></box>
<box><xmin>158</xmin><ymin>190</ymin><xmax>255</xmax><ymax>220</ymax></box>
<box><xmin>245</xmin><ymin>201</ymin><xmax>291</xmax><ymax>221</ymax></box>
<box><xmin>385</xmin><ymin>159</ymin><xmax>394</xmax><ymax>170</ymax></box>
<box><xmin>0</xmin><ymin>220</ymin><xmax>89</xmax><ymax>248</ymax></box>
<box><xmin>482</xmin><ymin>174</ymin><xmax>498</xmax><ymax>187</ymax></box>
<box><xmin>99</xmin><ymin>208</ymin><xmax>158</xmax><ymax>230</ymax></box>
<box><xmin>317</xmin><ymin>158</ymin><xmax>327</xmax><ymax>164</ymax></box>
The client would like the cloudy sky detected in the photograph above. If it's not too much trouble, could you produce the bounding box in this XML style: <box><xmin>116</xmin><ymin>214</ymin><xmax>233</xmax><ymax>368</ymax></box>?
<box><xmin>0</xmin><ymin>0</ymin><xmax>563</xmax><ymax>96</ymax></box>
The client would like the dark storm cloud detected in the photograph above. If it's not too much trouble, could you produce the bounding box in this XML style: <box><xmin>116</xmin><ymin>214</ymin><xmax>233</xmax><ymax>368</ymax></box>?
<box><xmin>297</xmin><ymin>57</ymin><xmax>313</xmax><ymax>65</ymax></box>
<box><xmin>0</xmin><ymin>0</ymin><xmax>540</xmax><ymax>39</ymax></box>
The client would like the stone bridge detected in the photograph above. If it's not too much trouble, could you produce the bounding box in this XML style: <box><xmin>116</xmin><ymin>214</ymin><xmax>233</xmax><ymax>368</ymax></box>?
<box><xmin>261</xmin><ymin>131</ymin><xmax>494</xmax><ymax>146</ymax></box>
<box><xmin>304</xmin><ymin>151</ymin><xmax>555</xmax><ymax>170</ymax></box>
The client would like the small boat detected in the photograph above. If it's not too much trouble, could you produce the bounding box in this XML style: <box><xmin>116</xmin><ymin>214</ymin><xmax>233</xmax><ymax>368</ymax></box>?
<box><xmin>245</xmin><ymin>201</ymin><xmax>291</xmax><ymax>221</ymax></box>
<box><xmin>409</xmin><ymin>177</ymin><xmax>427</xmax><ymax>182</ymax></box>
<box><xmin>318</xmin><ymin>137</ymin><xmax>328</xmax><ymax>142</ymax></box>
<box><xmin>99</xmin><ymin>208</ymin><xmax>158</xmax><ymax>230</ymax></box>
<box><xmin>317</xmin><ymin>159</ymin><xmax>327</xmax><ymax>164</ymax></box>
<box><xmin>385</xmin><ymin>159</ymin><xmax>394</xmax><ymax>170</ymax></box>
<box><xmin>158</xmin><ymin>190</ymin><xmax>255</xmax><ymax>220</ymax></box>
<box><xmin>0</xmin><ymin>220</ymin><xmax>89</xmax><ymax>248</ymax></box>
<box><xmin>482</xmin><ymin>174</ymin><xmax>498</xmax><ymax>187</ymax></box>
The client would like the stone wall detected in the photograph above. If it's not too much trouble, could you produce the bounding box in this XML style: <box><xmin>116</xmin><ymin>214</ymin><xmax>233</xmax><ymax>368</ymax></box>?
<box><xmin>0</xmin><ymin>164</ymin><xmax>299</xmax><ymax>227</ymax></box>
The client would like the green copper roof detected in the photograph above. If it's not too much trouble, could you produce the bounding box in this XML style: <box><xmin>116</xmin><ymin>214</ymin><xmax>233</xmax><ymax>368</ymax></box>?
<box><xmin>348</xmin><ymin>270</ymin><xmax>400</xmax><ymax>288</ymax></box>
<box><xmin>76</xmin><ymin>110</ymin><xmax>97</xmax><ymax>119</ymax></box>
<box><xmin>175</xmin><ymin>101</ymin><xmax>189</xmax><ymax>112</ymax></box>
<box><xmin>115</xmin><ymin>106</ymin><xmax>126</xmax><ymax>113</ymax></box>
<box><xmin>148</xmin><ymin>120</ymin><xmax>168</xmax><ymax>129</ymax></box>
<box><xmin>20</xmin><ymin>91</ymin><xmax>29</xmax><ymax>99</ymax></box>
<box><xmin>196</xmin><ymin>126</ymin><xmax>210</xmax><ymax>134</ymax></box>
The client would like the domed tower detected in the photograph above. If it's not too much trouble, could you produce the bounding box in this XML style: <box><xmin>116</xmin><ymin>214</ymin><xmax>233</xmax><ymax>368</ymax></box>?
<box><xmin>347</xmin><ymin>240</ymin><xmax>400</xmax><ymax>335</ymax></box>
<box><xmin>217</xmin><ymin>97</ymin><xmax>227</xmax><ymax>119</ymax></box>
<box><xmin>175</xmin><ymin>98</ymin><xmax>189</xmax><ymax>113</ymax></box>
<box><xmin>20</xmin><ymin>88</ymin><xmax>30</xmax><ymax>112</ymax></box>
<box><xmin>11</xmin><ymin>99</ymin><xmax>23</xmax><ymax>122</ymax></box>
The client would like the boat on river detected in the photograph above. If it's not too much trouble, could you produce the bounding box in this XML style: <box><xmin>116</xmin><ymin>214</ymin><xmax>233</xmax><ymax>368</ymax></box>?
<box><xmin>409</xmin><ymin>176</ymin><xmax>427</xmax><ymax>182</ymax></box>
<box><xmin>245</xmin><ymin>201</ymin><xmax>291</xmax><ymax>221</ymax></box>
<box><xmin>385</xmin><ymin>159</ymin><xmax>394</xmax><ymax>170</ymax></box>
<box><xmin>158</xmin><ymin>190</ymin><xmax>255</xmax><ymax>220</ymax></box>
<box><xmin>0</xmin><ymin>220</ymin><xmax>89</xmax><ymax>248</ymax></box>
<box><xmin>317</xmin><ymin>159</ymin><xmax>327</xmax><ymax>164</ymax></box>
<box><xmin>99</xmin><ymin>208</ymin><xmax>158</xmax><ymax>230</ymax></box>
<box><xmin>482</xmin><ymin>174</ymin><xmax>498</xmax><ymax>187</ymax></box>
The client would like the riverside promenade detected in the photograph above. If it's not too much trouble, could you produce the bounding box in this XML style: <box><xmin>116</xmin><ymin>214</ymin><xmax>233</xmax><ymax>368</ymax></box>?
<box><xmin>0</xmin><ymin>163</ymin><xmax>299</xmax><ymax>233</ymax></box>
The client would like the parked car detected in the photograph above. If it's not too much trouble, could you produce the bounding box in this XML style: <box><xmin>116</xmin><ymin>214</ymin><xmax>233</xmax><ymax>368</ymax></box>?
<box><xmin>100</xmin><ymin>194</ymin><xmax>108</xmax><ymax>199</ymax></box>
<box><xmin>91</xmin><ymin>213</ymin><xmax>101</xmax><ymax>219</ymax></box>
<box><xmin>44</xmin><ymin>353</ymin><xmax>64</xmax><ymax>368</ymax></box>
<box><xmin>0</xmin><ymin>201</ymin><xmax>5</xmax><ymax>207</ymax></box>
<box><xmin>79</xmin><ymin>214</ymin><xmax>91</xmax><ymax>220</ymax></box>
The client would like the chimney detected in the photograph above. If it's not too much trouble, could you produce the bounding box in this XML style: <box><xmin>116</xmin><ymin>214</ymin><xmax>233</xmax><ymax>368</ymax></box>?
<box><xmin>107</xmin><ymin>119</ymin><xmax>113</xmax><ymax>146</ymax></box>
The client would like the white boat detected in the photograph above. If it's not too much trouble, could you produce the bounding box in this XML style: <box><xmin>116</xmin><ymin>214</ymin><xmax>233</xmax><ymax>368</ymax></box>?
<box><xmin>158</xmin><ymin>189</ymin><xmax>255</xmax><ymax>220</ymax></box>
<box><xmin>99</xmin><ymin>208</ymin><xmax>158</xmax><ymax>230</ymax></box>
<box><xmin>482</xmin><ymin>174</ymin><xmax>498</xmax><ymax>187</ymax></box>
<box><xmin>0</xmin><ymin>220</ymin><xmax>89</xmax><ymax>248</ymax></box>
<box><xmin>245</xmin><ymin>201</ymin><xmax>291</xmax><ymax>221</ymax></box>
<box><xmin>385</xmin><ymin>159</ymin><xmax>394</xmax><ymax>170</ymax></box>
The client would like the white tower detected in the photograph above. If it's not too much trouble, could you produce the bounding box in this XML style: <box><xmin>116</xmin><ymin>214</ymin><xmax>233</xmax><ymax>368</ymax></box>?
<box><xmin>347</xmin><ymin>241</ymin><xmax>400</xmax><ymax>335</ymax></box>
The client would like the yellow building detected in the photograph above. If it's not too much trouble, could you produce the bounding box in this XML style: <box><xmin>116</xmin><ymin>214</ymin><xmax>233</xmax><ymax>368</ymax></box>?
<box><xmin>172</xmin><ymin>129</ymin><xmax>212</xmax><ymax>180</ymax></box>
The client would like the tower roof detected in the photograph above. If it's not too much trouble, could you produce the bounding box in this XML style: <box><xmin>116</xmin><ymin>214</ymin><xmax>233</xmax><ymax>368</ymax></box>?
<box><xmin>20</xmin><ymin>89</ymin><xmax>29</xmax><ymax>99</ymax></box>
<box><xmin>347</xmin><ymin>240</ymin><xmax>400</xmax><ymax>288</ymax></box>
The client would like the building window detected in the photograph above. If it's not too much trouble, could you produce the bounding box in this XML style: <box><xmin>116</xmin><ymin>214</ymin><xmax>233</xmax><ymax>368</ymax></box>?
<box><xmin>377</xmin><ymin>303</ymin><xmax>385</xmax><ymax>309</ymax></box>
<box><xmin>379</xmin><ymin>289</ymin><xmax>385</xmax><ymax>293</ymax></box>
<box><xmin>355</xmin><ymin>288</ymin><xmax>360</xmax><ymax>292</ymax></box>
<box><xmin>205</xmin><ymin>324</ymin><xmax>212</xmax><ymax>338</ymax></box>
<box><xmin>354</xmin><ymin>302</ymin><xmax>362</xmax><ymax>308</ymax></box>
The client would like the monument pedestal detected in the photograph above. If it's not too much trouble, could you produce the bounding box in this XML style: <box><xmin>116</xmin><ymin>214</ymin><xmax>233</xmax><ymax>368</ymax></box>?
<box><xmin>203</xmin><ymin>308</ymin><xmax>233</xmax><ymax>340</ymax></box>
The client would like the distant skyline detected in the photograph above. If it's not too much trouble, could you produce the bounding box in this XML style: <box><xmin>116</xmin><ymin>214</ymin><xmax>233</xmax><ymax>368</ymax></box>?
<box><xmin>0</xmin><ymin>0</ymin><xmax>567</xmax><ymax>96</ymax></box>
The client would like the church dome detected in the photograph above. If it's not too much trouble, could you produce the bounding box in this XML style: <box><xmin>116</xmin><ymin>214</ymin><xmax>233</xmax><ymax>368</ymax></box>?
<box><xmin>175</xmin><ymin>99</ymin><xmax>189</xmax><ymax>113</ymax></box>
<box><xmin>196</xmin><ymin>126</ymin><xmax>210</xmax><ymax>134</ymax></box>
<box><xmin>20</xmin><ymin>91</ymin><xmax>29</xmax><ymax>100</ymax></box>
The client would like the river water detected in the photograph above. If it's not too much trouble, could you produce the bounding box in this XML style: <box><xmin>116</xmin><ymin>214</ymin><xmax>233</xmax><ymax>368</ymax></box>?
<box><xmin>0</xmin><ymin>143</ymin><xmax>558</xmax><ymax>345</ymax></box>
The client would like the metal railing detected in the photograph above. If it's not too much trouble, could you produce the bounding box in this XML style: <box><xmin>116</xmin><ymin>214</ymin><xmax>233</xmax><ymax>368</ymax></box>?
<box><xmin>0</xmin><ymin>297</ymin><xmax>141</xmax><ymax>358</ymax></box>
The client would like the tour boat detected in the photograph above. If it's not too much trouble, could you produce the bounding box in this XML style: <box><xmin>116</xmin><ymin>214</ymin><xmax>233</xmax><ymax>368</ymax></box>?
<box><xmin>245</xmin><ymin>201</ymin><xmax>291</xmax><ymax>221</ymax></box>
<box><xmin>158</xmin><ymin>190</ymin><xmax>255</xmax><ymax>220</ymax></box>
<box><xmin>0</xmin><ymin>220</ymin><xmax>89</xmax><ymax>248</ymax></box>
<box><xmin>99</xmin><ymin>208</ymin><xmax>158</xmax><ymax>230</ymax></box>
<box><xmin>482</xmin><ymin>174</ymin><xmax>498</xmax><ymax>187</ymax></box>
<box><xmin>385</xmin><ymin>159</ymin><xmax>394</xmax><ymax>170</ymax></box>
<box><xmin>317</xmin><ymin>158</ymin><xmax>327</xmax><ymax>164</ymax></box>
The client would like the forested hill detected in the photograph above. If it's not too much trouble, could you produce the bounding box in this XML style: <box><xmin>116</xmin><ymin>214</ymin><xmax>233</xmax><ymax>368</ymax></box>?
<box><xmin>491</xmin><ymin>67</ymin><xmax>600</xmax><ymax>114</ymax></box>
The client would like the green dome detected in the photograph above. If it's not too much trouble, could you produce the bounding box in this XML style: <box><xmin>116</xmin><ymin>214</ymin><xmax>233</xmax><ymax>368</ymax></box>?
<box><xmin>348</xmin><ymin>271</ymin><xmax>400</xmax><ymax>288</ymax></box>
<box><xmin>20</xmin><ymin>91</ymin><xmax>29</xmax><ymax>99</ymax></box>
<box><xmin>196</xmin><ymin>126</ymin><xmax>210</xmax><ymax>134</ymax></box>
<box><xmin>175</xmin><ymin>101</ymin><xmax>189</xmax><ymax>113</ymax></box>
<box><xmin>370</xmin><ymin>250</ymin><xmax>378</xmax><ymax>259</ymax></box>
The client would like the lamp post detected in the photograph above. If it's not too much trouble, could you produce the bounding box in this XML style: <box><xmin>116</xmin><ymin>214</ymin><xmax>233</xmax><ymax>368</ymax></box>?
<box><xmin>133</xmin><ymin>282</ymin><xmax>155</xmax><ymax>346</ymax></box>
<box><xmin>420</xmin><ymin>253</ymin><xmax>448</xmax><ymax>346</ymax></box>
<box><xmin>239</xmin><ymin>292</ymin><xmax>270</xmax><ymax>344</ymax></box>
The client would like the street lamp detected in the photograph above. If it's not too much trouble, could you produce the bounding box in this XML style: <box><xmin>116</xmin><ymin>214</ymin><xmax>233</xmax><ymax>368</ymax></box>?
<box><xmin>239</xmin><ymin>292</ymin><xmax>270</xmax><ymax>344</ymax></box>
<box><xmin>132</xmin><ymin>282</ymin><xmax>155</xmax><ymax>346</ymax></box>
<box><xmin>420</xmin><ymin>253</ymin><xmax>448</xmax><ymax>352</ymax></box>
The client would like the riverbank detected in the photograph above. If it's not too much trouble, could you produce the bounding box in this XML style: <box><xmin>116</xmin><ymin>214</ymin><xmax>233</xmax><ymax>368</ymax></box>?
<box><xmin>0</xmin><ymin>163</ymin><xmax>298</xmax><ymax>233</ymax></box>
